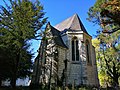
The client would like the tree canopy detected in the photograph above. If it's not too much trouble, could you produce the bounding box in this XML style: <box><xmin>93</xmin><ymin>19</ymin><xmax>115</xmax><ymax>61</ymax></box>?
<box><xmin>0</xmin><ymin>0</ymin><xmax>47</xmax><ymax>87</ymax></box>
<box><xmin>88</xmin><ymin>0</ymin><xmax>120</xmax><ymax>88</ymax></box>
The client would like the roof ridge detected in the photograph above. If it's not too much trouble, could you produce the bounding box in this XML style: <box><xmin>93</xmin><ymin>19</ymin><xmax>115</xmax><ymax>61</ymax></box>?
<box><xmin>54</xmin><ymin>14</ymin><xmax>90</xmax><ymax>35</ymax></box>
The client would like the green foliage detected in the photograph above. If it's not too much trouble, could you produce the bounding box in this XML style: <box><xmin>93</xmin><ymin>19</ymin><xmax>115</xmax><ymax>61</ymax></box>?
<box><xmin>87</xmin><ymin>0</ymin><xmax>106</xmax><ymax>24</ymax></box>
<box><xmin>0</xmin><ymin>0</ymin><xmax>47</xmax><ymax>87</ymax></box>
<box><xmin>89</xmin><ymin>0</ymin><xmax>120</xmax><ymax>88</ymax></box>
<box><xmin>92</xmin><ymin>39</ymin><xmax>109</xmax><ymax>87</ymax></box>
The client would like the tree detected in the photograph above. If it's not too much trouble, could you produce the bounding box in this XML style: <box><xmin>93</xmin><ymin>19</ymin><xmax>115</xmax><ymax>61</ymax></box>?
<box><xmin>0</xmin><ymin>44</ymin><xmax>12</xmax><ymax>86</ymax></box>
<box><xmin>100</xmin><ymin>0</ymin><xmax>120</xmax><ymax>29</ymax></box>
<box><xmin>0</xmin><ymin>33</ymin><xmax>15</xmax><ymax>86</ymax></box>
<box><xmin>92</xmin><ymin>39</ymin><xmax>112</xmax><ymax>87</ymax></box>
<box><xmin>0</xmin><ymin>0</ymin><xmax>47</xmax><ymax>87</ymax></box>
<box><xmin>88</xmin><ymin>0</ymin><xmax>120</xmax><ymax>88</ymax></box>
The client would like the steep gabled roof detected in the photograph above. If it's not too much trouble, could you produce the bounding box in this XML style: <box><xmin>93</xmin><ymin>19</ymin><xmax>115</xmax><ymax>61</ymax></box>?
<box><xmin>55</xmin><ymin>14</ymin><xmax>89</xmax><ymax>35</ymax></box>
<box><xmin>47</xmin><ymin>23</ymin><xmax>68</xmax><ymax>48</ymax></box>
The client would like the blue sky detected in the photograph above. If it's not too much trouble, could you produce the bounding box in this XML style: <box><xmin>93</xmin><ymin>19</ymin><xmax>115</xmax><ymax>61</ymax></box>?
<box><xmin>0</xmin><ymin>0</ymin><xmax>98</xmax><ymax>59</ymax></box>
<box><xmin>32</xmin><ymin>0</ymin><xmax>98</xmax><ymax>58</ymax></box>
<box><xmin>40</xmin><ymin>0</ymin><xmax>98</xmax><ymax>35</ymax></box>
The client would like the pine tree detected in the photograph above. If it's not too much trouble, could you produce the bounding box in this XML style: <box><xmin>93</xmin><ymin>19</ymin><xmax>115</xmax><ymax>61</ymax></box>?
<box><xmin>0</xmin><ymin>0</ymin><xmax>47</xmax><ymax>87</ymax></box>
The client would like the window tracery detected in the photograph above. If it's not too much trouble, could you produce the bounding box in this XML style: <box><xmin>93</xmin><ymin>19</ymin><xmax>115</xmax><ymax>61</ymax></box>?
<box><xmin>72</xmin><ymin>37</ymin><xmax>79</xmax><ymax>61</ymax></box>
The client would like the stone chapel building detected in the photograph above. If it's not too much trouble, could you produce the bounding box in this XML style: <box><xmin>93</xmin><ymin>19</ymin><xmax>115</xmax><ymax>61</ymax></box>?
<box><xmin>31</xmin><ymin>14</ymin><xmax>99</xmax><ymax>87</ymax></box>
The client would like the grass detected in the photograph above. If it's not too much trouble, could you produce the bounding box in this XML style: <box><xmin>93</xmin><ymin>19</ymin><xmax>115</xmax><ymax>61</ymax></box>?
<box><xmin>0</xmin><ymin>86</ymin><xmax>96</xmax><ymax>90</ymax></box>
<box><xmin>0</xmin><ymin>86</ymin><xmax>119</xmax><ymax>90</ymax></box>
<box><xmin>0</xmin><ymin>86</ymin><xmax>29</xmax><ymax>90</ymax></box>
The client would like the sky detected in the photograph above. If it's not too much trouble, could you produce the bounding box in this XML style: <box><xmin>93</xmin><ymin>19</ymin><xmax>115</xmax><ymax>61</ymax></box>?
<box><xmin>32</xmin><ymin>0</ymin><xmax>98</xmax><ymax>58</ymax></box>
<box><xmin>0</xmin><ymin>0</ymin><xmax>98</xmax><ymax>59</ymax></box>
<box><xmin>40</xmin><ymin>0</ymin><xmax>98</xmax><ymax>35</ymax></box>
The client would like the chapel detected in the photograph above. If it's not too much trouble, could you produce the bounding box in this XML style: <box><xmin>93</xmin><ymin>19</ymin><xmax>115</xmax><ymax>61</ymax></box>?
<box><xmin>31</xmin><ymin>14</ymin><xmax>99</xmax><ymax>87</ymax></box>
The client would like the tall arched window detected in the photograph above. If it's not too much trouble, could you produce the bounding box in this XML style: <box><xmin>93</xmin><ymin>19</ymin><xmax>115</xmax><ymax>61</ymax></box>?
<box><xmin>86</xmin><ymin>40</ymin><xmax>91</xmax><ymax>64</ymax></box>
<box><xmin>72</xmin><ymin>37</ymin><xmax>79</xmax><ymax>61</ymax></box>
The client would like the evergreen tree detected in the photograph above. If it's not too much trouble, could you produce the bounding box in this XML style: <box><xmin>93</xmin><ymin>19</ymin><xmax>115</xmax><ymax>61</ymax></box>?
<box><xmin>0</xmin><ymin>0</ymin><xmax>47</xmax><ymax>87</ymax></box>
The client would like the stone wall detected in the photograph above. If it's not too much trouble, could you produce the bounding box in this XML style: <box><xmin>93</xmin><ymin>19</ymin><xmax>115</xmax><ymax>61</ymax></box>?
<box><xmin>57</xmin><ymin>47</ymin><xmax>67</xmax><ymax>79</ymax></box>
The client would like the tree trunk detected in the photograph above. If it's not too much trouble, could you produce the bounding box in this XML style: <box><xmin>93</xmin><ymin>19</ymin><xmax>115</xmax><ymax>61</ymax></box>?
<box><xmin>10</xmin><ymin>49</ymin><xmax>20</xmax><ymax>88</ymax></box>
<box><xmin>10</xmin><ymin>65</ymin><xmax>17</xmax><ymax>88</ymax></box>
<box><xmin>10</xmin><ymin>77</ymin><xmax>16</xmax><ymax>88</ymax></box>
<box><xmin>113</xmin><ymin>62</ymin><xmax>119</xmax><ymax>88</ymax></box>
<box><xmin>113</xmin><ymin>77</ymin><xmax>119</xmax><ymax>89</ymax></box>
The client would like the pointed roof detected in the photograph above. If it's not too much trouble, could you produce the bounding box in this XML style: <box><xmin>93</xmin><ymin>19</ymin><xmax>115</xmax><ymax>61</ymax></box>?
<box><xmin>50</xmin><ymin>26</ymin><xmax>68</xmax><ymax>48</ymax></box>
<box><xmin>46</xmin><ymin>22</ymin><xmax>68</xmax><ymax>48</ymax></box>
<box><xmin>55</xmin><ymin>14</ymin><xmax>89</xmax><ymax>34</ymax></box>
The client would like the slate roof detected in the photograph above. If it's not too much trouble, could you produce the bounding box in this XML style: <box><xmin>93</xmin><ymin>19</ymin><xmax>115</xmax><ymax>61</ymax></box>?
<box><xmin>46</xmin><ymin>14</ymin><xmax>90</xmax><ymax>48</ymax></box>
<box><xmin>49</xmin><ymin>24</ymin><xmax>68</xmax><ymax>48</ymax></box>
<box><xmin>55</xmin><ymin>14</ymin><xmax>89</xmax><ymax>35</ymax></box>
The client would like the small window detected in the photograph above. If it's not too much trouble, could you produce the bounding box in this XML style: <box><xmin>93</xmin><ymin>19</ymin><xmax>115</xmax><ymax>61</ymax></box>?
<box><xmin>86</xmin><ymin>40</ymin><xmax>91</xmax><ymax>64</ymax></box>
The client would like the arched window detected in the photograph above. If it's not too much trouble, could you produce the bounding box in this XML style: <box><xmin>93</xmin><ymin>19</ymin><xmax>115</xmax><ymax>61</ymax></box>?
<box><xmin>72</xmin><ymin>37</ymin><xmax>79</xmax><ymax>61</ymax></box>
<box><xmin>86</xmin><ymin>40</ymin><xmax>91</xmax><ymax>64</ymax></box>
